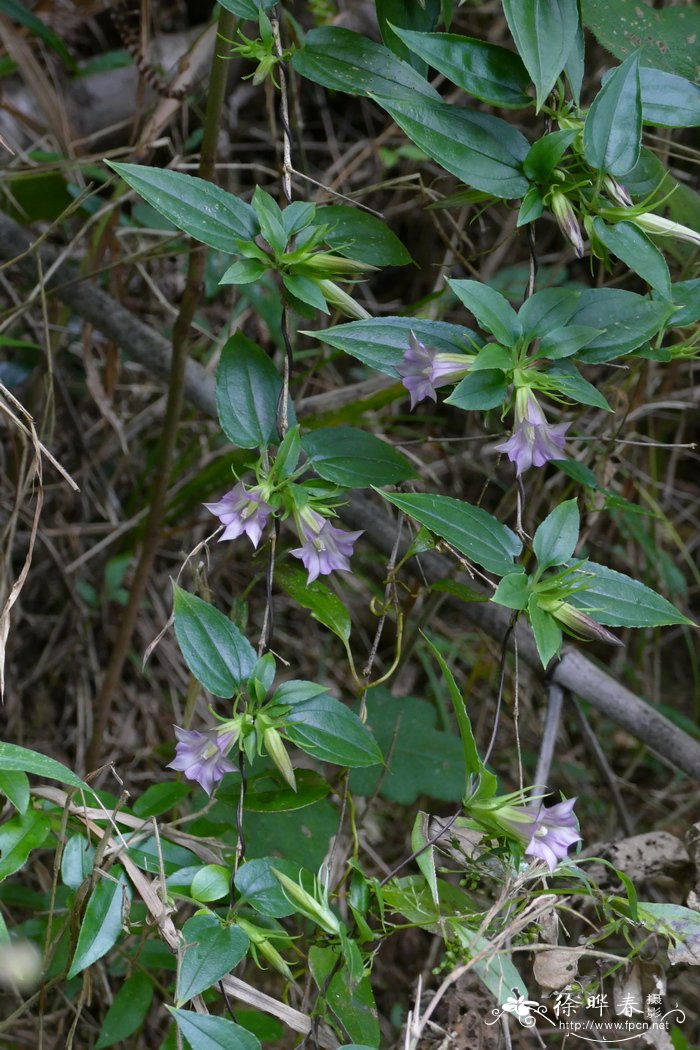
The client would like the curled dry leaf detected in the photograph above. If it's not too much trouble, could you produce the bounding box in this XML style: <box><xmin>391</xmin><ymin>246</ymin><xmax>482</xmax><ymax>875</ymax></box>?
<box><xmin>533</xmin><ymin>947</ymin><xmax>580</xmax><ymax>991</ymax></box>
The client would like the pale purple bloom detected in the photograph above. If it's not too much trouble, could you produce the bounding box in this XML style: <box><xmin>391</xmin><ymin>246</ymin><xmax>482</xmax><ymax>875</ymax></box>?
<box><xmin>291</xmin><ymin>509</ymin><xmax>363</xmax><ymax>584</ymax></box>
<box><xmin>396</xmin><ymin>332</ymin><xmax>471</xmax><ymax>409</ymax></box>
<box><xmin>204</xmin><ymin>482</ymin><xmax>273</xmax><ymax>547</ymax></box>
<box><xmin>495</xmin><ymin>388</ymin><xmax>569</xmax><ymax>475</ymax></box>
<box><xmin>167</xmin><ymin>726</ymin><xmax>237</xmax><ymax>796</ymax></box>
<box><xmin>503</xmin><ymin>798</ymin><xmax>581</xmax><ymax>872</ymax></box>
<box><xmin>551</xmin><ymin>191</ymin><xmax>584</xmax><ymax>258</ymax></box>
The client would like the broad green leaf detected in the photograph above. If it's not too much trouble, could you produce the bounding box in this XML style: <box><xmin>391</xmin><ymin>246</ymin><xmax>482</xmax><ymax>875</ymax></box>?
<box><xmin>492</xmin><ymin>572</ymin><xmax>529</xmax><ymax>611</ymax></box>
<box><xmin>0</xmin><ymin>770</ymin><xmax>29</xmax><ymax>814</ymax></box>
<box><xmin>538</xmin><ymin>325</ymin><xmax>602</xmax><ymax>360</ymax></box>
<box><xmin>282</xmin><ymin>273</ymin><xmax>329</xmax><ymax>314</ymax></box>
<box><xmin>191</xmin><ymin>864</ymin><xmax>231</xmax><ymax>903</ymax></box>
<box><xmin>527</xmin><ymin>596</ymin><xmax>562</xmax><ymax>668</ymax></box>
<box><xmin>173</xmin><ymin>587</ymin><xmax>256</xmax><ymax>697</ymax></box>
<box><xmin>309</xmin><ymin>317</ymin><xmax>476</xmax><ymax>376</ymax></box>
<box><xmin>518</xmin><ymin>287</ymin><xmax>581</xmax><ymax>337</ymax></box>
<box><xmin>243</xmin><ymin>801</ymin><xmax>339</xmax><ymax>869</ymax></box>
<box><xmin>107</xmin><ymin>163</ymin><xmax>257</xmax><ymax>251</ymax></box>
<box><xmin>565</xmin><ymin>22</ymin><xmax>585</xmax><ymax>104</ymax></box>
<box><xmin>445</xmin><ymin>369</ymin><xmax>508</xmax><ymax>410</ymax></box>
<box><xmin>275</xmin><ymin>564</ymin><xmax>351</xmax><ymax>644</ymax></box>
<box><xmin>517</xmin><ymin>186</ymin><xmax>545</xmax><ymax>226</ymax></box>
<box><xmin>219</xmin><ymin>259</ymin><xmax>267</xmax><ymax>285</ymax></box>
<box><xmin>320</xmin><ymin>205</ymin><xmax>412</xmax><ymax>266</ymax></box>
<box><xmin>234</xmin><ymin>768</ymin><xmax>330</xmax><ymax>812</ymax></box>
<box><xmin>522</xmin><ymin>130</ymin><xmax>578</xmax><ymax>183</ymax></box>
<box><xmin>382</xmin><ymin>874</ymin><xmax>477</xmax><ymax>927</ymax></box>
<box><xmin>167</xmin><ymin>1007</ymin><xmax>261</xmax><ymax>1050</ymax></box>
<box><xmin>581</xmin><ymin>0</ymin><xmax>700</xmax><ymax>82</ymax></box>
<box><xmin>377</xmin><ymin>96</ymin><xmax>530</xmax><ymax>199</ymax></box>
<box><xmin>291</xmin><ymin>26</ymin><xmax>438</xmax><ymax>101</ymax></box>
<box><xmin>412</xmin><ymin>811</ymin><xmax>439</xmax><ymax>905</ymax></box>
<box><xmin>469</xmin><ymin>344</ymin><xmax>512</xmax><ymax>372</ymax></box>
<box><xmin>545</xmin><ymin>363</ymin><xmax>612</xmax><ymax>411</ymax></box>
<box><xmin>234</xmin><ymin>857</ymin><xmax>307</xmax><ymax>917</ymax></box>
<box><xmin>132</xmin><ymin>782</ymin><xmax>191</xmax><ymax>819</ymax></box>
<box><xmin>350</xmin><ymin>690</ymin><xmax>473</xmax><ymax>804</ymax></box>
<box><xmin>252</xmin><ymin>187</ymin><xmax>286</xmax><ymax>253</ymax></box>
<box><xmin>67</xmin><ymin>868</ymin><xmax>131</xmax><ymax>978</ymax></box>
<box><xmin>568</xmin><ymin>562</ymin><xmax>693</xmax><ymax>628</ymax></box>
<box><xmin>61</xmin><ymin>834</ymin><xmax>96</xmax><ymax>890</ymax></box>
<box><xmin>177</xmin><ymin>914</ymin><xmax>249</xmax><ymax>1004</ymax></box>
<box><xmin>302</xmin><ymin>426</ymin><xmax>415</xmax><ymax>487</ymax></box>
<box><xmin>380</xmin><ymin>491</ymin><xmax>522</xmax><ymax>577</ymax></box>
<box><xmin>0</xmin><ymin>742</ymin><xmax>88</xmax><ymax>791</ymax></box>
<box><xmin>376</xmin><ymin>0</ymin><xmax>441</xmax><ymax>74</ymax></box>
<box><xmin>309</xmin><ymin>947</ymin><xmax>380</xmax><ymax>1048</ymax></box>
<box><xmin>502</xmin><ymin>0</ymin><xmax>579</xmax><ymax>110</ymax></box>
<box><xmin>591</xmin><ymin>218</ymin><xmax>671</xmax><ymax>299</ymax></box>
<box><xmin>0</xmin><ymin>809</ymin><xmax>50</xmax><ymax>882</ymax></box>
<box><xmin>639</xmin><ymin>67</ymin><xmax>700</xmax><ymax>128</ymax></box>
<box><xmin>533</xmin><ymin>500</ymin><xmax>580</xmax><ymax>569</ymax></box>
<box><xmin>391</xmin><ymin>28</ymin><xmax>532</xmax><ymax>108</ymax></box>
<box><xmin>583</xmin><ymin>52</ymin><xmax>642</xmax><ymax>176</ymax></box>
<box><xmin>216</xmin><ymin>333</ymin><xmax>283</xmax><ymax>449</ymax></box>
<box><xmin>447</xmin><ymin>279</ymin><xmax>521</xmax><ymax>345</ymax></box>
<box><xmin>285</xmin><ymin>695</ymin><xmax>382</xmax><ymax>767</ymax></box>
<box><xmin>95</xmin><ymin>972</ymin><xmax>154</xmax><ymax>1049</ymax></box>
<box><xmin>217</xmin><ymin>0</ymin><xmax>276</xmax><ymax>18</ymax></box>
<box><xmin>570</xmin><ymin>289</ymin><xmax>673</xmax><ymax>362</ymax></box>
<box><xmin>655</xmin><ymin>279</ymin><xmax>700</xmax><ymax>327</ymax></box>
<box><xmin>469</xmin><ymin>935</ymin><xmax>529</xmax><ymax>1008</ymax></box>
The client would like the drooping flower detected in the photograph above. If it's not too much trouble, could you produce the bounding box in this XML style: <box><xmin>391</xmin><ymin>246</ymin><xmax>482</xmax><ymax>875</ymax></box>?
<box><xmin>396</xmin><ymin>332</ymin><xmax>472</xmax><ymax>409</ymax></box>
<box><xmin>167</xmin><ymin>726</ymin><xmax>237</xmax><ymax>796</ymax></box>
<box><xmin>629</xmin><ymin>211</ymin><xmax>700</xmax><ymax>249</ymax></box>
<box><xmin>290</xmin><ymin>507</ymin><xmax>362</xmax><ymax>584</ymax></box>
<box><xmin>501</xmin><ymin>798</ymin><xmax>582</xmax><ymax>872</ymax></box>
<box><xmin>550</xmin><ymin>191</ymin><xmax>585</xmax><ymax>258</ymax></box>
<box><xmin>495</xmin><ymin>387</ymin><xmax>569</xmax><ymax>475</ymax></box>
<box><xmin>204</xmin><ymin>482</ymin><xmax>273</xmax><ymax>547</ymax></box>
<box><xmin>540</xmin><ymin>598</ymin><xmax>623</xmax><ymax>647</ymax></box>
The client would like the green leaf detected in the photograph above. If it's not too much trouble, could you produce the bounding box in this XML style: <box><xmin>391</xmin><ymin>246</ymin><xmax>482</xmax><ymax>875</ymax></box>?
<box><xmin>377</xmin><ymin>96</ymin><xmax>530</xmax><ymax>199</ymax></box>
<box><xmin>591</xmin><ymin>218</ymin><xmax>671</xmax><ymax>299</ymax></box>
<box><xmin>291</xmin><ymin>26</ymin><xmax>438</xmax><ymax>101</ymax></box>
<box><xmin>177</xmin><ymin>914</ymin><xmax>249</xmax><ymax>1005</ymax></box>
<box><xmin>538</xmin><ymin>325</ymin><xmax>602</xmax><ymax>360</ymax></box>
<box><xmin>132</xmin><ymin>782</ymin><xmax>191</xmax><ymax>819</ymax></box>
<box><xmin>571</xmin><ymin>289</ymin><xmax>673</xmax><ymax>362</ymax></box>
<box><xmin>216</xmin><ymin>0</ymin><xmax>276</xmax><ymax>19</ymax></box>
<box><xmin>445</xmin><ymin>369</ymin><xmax>508</xmax><ymax>410</ymax></box>
<box><xmin>533</xmin><ymin>499</ymin><xmax>579</xmax><ymax>569</ymax></box>
<box><xmin>0</xmin><ymin>0</ymin><xmax>76</xmax><ymax>70</ymax></box>
<box><xmin>234</xmin><ymin>857</ymin><xmax>307</xmax><ymax>917</ymax></box>
<box><xmin>655</xmin><ymin>279</ymin><xmax>700</xmax><ymax>327</ymax></box>
<box><xmin>235</xmin><ymin>768</ymin><xmax>331</xmax><ymax>812</ymax></box>
<box><xmin>252</xmin><ymin>187</ymin><xmax>286</xmax><ymax>253</ymax></box>
<box><xmin>379</xmin><ymin>491</ymin><xmax>522</xmax><ymax>577</ymax></box>
<box><xmin>219</xmin><ymin>259</ymin><xmax>267</xmax><ymax>285</ymax></box>
<box><xmin>320</xmin><ymin>205</ymin><xmax>412</xmax><ymax>266</ymax></box>
<box><xmin>492</xmin><ymin>572</ymin><xmax>530</xmax><ymax>611</ymax></box>
<box><xmin>517</xmin><ymin>186</ymin><xmax>545</xmax><ymax>226</ymax></box>
<box><xmin>173</xmin><ymin>587</ymin><xmax>256</xmax><ymax>697</ymax></box>
<box><xmin>411</xmin><ymin>811</ymin><xmax>439</xmax><ymax>905</ymax></box>
<box><xmin>107</xmin><ymin>163</ymin><xmax>257</xmax><ymax>251</ymax></box>
<box><xmin>67</xmin><ymin>869</ymin><xmax>131</xmax><ymax>978</ymax></box>
<box><xmin>527</xmin><ymin>596</ymin><xmax>562</xmax><ymax>668</ymax></box>
<box><xmin>422</xmin><ymin>635</ymin><xmax>486</xmax><ymax>784</ymax></box>
<box><xmin>545</xmin><ymin>362</ymin><xmax>612</xmax><ymax>411</ymax></box>
<box><xmin>376</xmin><ymin>0</ymin><xmax>440</xmax><ymax>74</ymax></box>
<box><xmin>469</xmin><ymin>344</ymin><xmax>513</xmax><ymax>372</ymax></box>
<box><xmin>275</xmin><ymin>564</ymin><xmax>351</xmax><ymax>644</ymax></box>
<box><xmin>518</xmin><ymin>287</ymin><xmax>581</xmax><ymax>337</ymax></box>
<box><xmin>469</xmin><ymin>935</ymin><xmax>529</xmax><ymax>1009</ymax></box>
<box><xmin>565</xmin><ymin>22</ymin><xmax>585</xmax><ymax>104</ymax></box>
<box><xmin>0</xmin><ymin>808</ymin><xmax>50</xmax><ymax>882</ymax></box>
<box><xmin>581</xmin><ymin>0</ymin><xmax>700</xmax><ymax>82</ymax></box>
<box><xmin>583</xmin><ymin>52</ymin><xmax>642</xmax><ymax>176</ymax></box>
<box><xmin>0</xmin><ymin>770</ymin><xmax>29</xmax><ymax>814</ymax></box>
<box><xmin>216</xmin><ymin>332</ymin><xmax>283</xmax><ymax>449</ymax></box>
<box><xmin>243</xmin><ymin>802</ymin><xmax>339</xmax><ymax>869</ymax></box>
<box><xmin>390</xmin><ymin>28</ymin><xmax>532</xmax><ymax>108</ymax></box>
<box><xmin>523</xmin><ymin>130</ymin><xmax>578</xmax><ymax>183</ymax></box>
<box><xmin>301</xmin><ymin>426</ymin><xmax>415</xmax><ymax>487</ymax></box>
<box><xmin>61</xmin><ymin>834</ymin><xmax>96</xmax><ymax>890</ymax></box>
<box><xmin>95</xmin><ymin>972</ymin><xmax>154</xmax><ymax>1049</ymax></box>
<box><xmin>282</xmin><ymin>273</ymin><xmax>329</xmax><ymax>313</ymax></box>
<box><xmin>639</xmin><ymin>67</ymin><xmax>700</xmax><ymax>128</ymax></box>
<box><xmin>309</xmin><ymin>947</ymin><xmax>380</xmax><ymax>1047</ymax></box>
<box><xmin>285</xmin><ymin>695</ymin><xmax>382</xmax><ymax>767</ymax></box>
<box><xmin>568</xmin><ymin>562</ymin><xmax>694</xmax><ymax>628</ymax></box>
<box><xmin>349</xmin><ymin>690</ymin><xmax>473</xmax><ymax>804</ymax></box>
<box><xmin>191</xmin><ymin>864</ymin><xmax>231</xmax><ymax>903</ymax></box>
<box><xmin>309</xmin><ymin>317</ymin><xmax>475</xmax><ymax>376</ymax></box>
<box><xmin>0</xmin><ymin>742</ymin><xmax>89</xmax><ymax>792</ymax></box>
<box><xmin>167</xmin><ymin>1007</ymin><xmax>261</xmax><ymax>1050</ymax></box>
<box><xmin>447</xmin><ymin>280</ymin><xmax>521</xmax><ymax>345</ymax></box>
<box><xmin>634</xmin><ymin>902</ymin><xmax>700</xmax><ymax>961</ymax></box>
<box><xmin>502</xmin><ymin>0</ymin><xmax>579</xmax><ymax>110</ymax></box>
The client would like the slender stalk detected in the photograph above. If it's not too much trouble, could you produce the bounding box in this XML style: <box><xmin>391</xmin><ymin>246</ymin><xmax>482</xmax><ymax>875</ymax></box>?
<box><xmin>86</xmin><ymin>9</ymin><xmax>238</xmax><ymax>772</ymax></box>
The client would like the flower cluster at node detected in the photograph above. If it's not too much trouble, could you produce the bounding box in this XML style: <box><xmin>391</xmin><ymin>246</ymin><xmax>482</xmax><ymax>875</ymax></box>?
<box><xmin>204</xmin><ymin>481</ymin><xmax>273</xmax><ymax>547</ymax></box>
<box><xmin>167</xmin><ymin>725</ymin><xmax>237</xmax><ymax>796</ymax></box>
<box><xmin>397</xmin><ymin>332</ymin><xmax>472</xmax><ymax>408</ymax></box>
<box><xmin>495</xmin><ymin>387</ymin><xmax>569</xmax><ymax>475</ymax></box>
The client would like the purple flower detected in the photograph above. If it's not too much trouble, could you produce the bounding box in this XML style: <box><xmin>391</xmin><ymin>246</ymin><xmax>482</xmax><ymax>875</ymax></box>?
<box><xmin>503</xmin><ymin>798</ymin><xmax>582</xmax><ymax>872</ymax></box>
<box><xmin>204</xmin><ymin>482</ymin><xmax>273</xmax><ymax>547</ymax></box>
<box><xmin>167</xmin><ymin>726</ymin><xmax>237</xmax><ymax>796</ymax></box>
<box><xmin>291</xmin><ymin>509</ymin><xmax>363</xmax><ymax>584</ymax></box>
<box><xmin>495</xmin><ymin>388</ymin><xmax>569</xmax><ymax>475</ymax></box>
<box><xmin>396</xmin><ymin>332</ymin><xmax>471</xmax><ymax>409</ymax></box>
<box><xmin>551</xmin><ymin>191</ymin><xmax>585</xmax><ymax>258</ymax></box>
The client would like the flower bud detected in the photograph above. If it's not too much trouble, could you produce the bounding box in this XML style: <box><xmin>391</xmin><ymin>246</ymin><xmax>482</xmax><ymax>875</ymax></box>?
<box><xmin>301</xmin><ymin>252</ymin><xmax>377</xmax><ymax>277</ymax></box>
<box><xmin>540</xmin><ymin>599</ymin><xmax>623</xmax><ymax>646</ymax></box>
<box><xmin>262</xmin><ymin>727</ymin><xmax>296</xmax><ymax>791</ymax></box>
<box><xmin>236</xmin><ymin>918</ymin><xmax>294</xmax><ymax>980</ymax></box>
<box><xmin>316</xmin><ymin>279</ymin><xmax>371</xmax><ymax>320</ymax></box>
<box><xmin>550</xmin><ymin>191</ymin><xmax>585</xmax><ymax>258</ymax></box>
<box><xmin>632</xmin><ymin>212</ymin><xmax>700</xmax><ymax>248</ymax></box>
<box><xmin>271</xmin><ymin>869</ymin><xmax>341</xmax><ymax>935</ymax></box>
<box><xmin>602</xmin><ymin>176</ymin><xmax>633</xmax><ymax>207</ymax></box>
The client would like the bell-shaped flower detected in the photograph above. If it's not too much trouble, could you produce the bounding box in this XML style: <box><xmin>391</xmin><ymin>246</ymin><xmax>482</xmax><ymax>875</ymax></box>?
<box><xmin>495</xmin><ymin>388</ymin><xmax>569</xmax><ymax>475</ymax></box>
<box><xmin>167</xmin><ymin>725</ymin><xmax>237</xmax><ymax>796</ymax></box>
<box><xmin>396</xmin><ymin>332</ymin><xmax>472</xmax><ymax>409</ymax></box>
<box><xmin>499</xmin><ymin>798</ymin><xmax>582</xmax><ymax>872</ymax></box>
<box><xmin>204</xmin><ymin>482</ymin><xmax>273</xmax><ymax>547</ymax></box>
<box><xmin>290</xmin><ymin>507</ymin><xmax>362</xmax><ymax>584</ymax></box>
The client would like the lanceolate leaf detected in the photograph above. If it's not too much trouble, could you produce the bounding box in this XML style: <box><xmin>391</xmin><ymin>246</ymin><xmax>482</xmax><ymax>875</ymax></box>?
<box><xmin>216</xmin><ymin>333</ymin><xmax>283</xmax><ymax>449</ymax></box>
<box><xmin>570</xmin><ymin>289</ymin><xmax>673</xmax><ymax>363</ymax></box>
<box><xmin>568</xmin><ymin>562</ymin><xmax>694</xmax><ymax>628</ymax></box>
<box><xmin>167</xmin><ymin>1008</ymin><xmax>261</xmax><ymax>1050</ymax></box>
<box><xmin>380</xmin><ymin>491</ymin><xmax>522</xmax><ymax>577</ymax></box>
<box><xmin>0</xmin><ymin>809</ymin><xmax>50</xmax><ymax>882</ymax></box>
<box><xmin>502</xmin><ymin>0</ymin><xmax>580</xmax><ymax>110</ymax></box>
<box><xmin>591</xmin><ymin>218</ymin><xmax>672</xmax><ymax>299</ymax></box>
<box><xmin>639</xmin><ymin>68</ymin><xmax>700</xmax><ymax>128</ymax></box>
<box><xmin>447</xmin><ymin>279</ymin><xmax>521</xmax><ymax>345</ymax></box>
<box><xmin>107</xmin><ymin>163</ymin><xmax>258</xmax><ymax>251</ymax></box>
<box><xmin>391</xmin><ymin>28</ymin><xmax>532</xmax><ymax>108</ymax></box>
<box><xmin>95</xmin><ymin>972</ymin><xmax>154</xmax><ymax>1049</ymax></box>
<box><xmin>275</xmin><ymin>565</ymin><xmax>351</xmax><ymax>644</ymax></box>
<box><xmin>0</xmin><ymin>742</ymin><xmax>89</xmax><ymax>792</ymax></box>
<box><xmin>321</xmin><ymin>205</ymin><xmax>412</xmax><ymax>266</ymax></box>
<box><xmin>533</xmin><ymin>500</ymin><xmax>580</xmax><ymax>569</ymax></box>
<box><xmin>301</xmin><ymin>426</ymin><xmax>415</xmax><ymax>487</ymax></box>
<box><xmin>583</xmin><ymin>52</ymin><xmax>642</xmax><ymax>176</ymax></box>
<box><xmin>285</xmin><ymin>695</ymin><xmax>382</xmax><ymax>767</ymax></box>
<box><xmin>67</xmin><ymin>869</ymin><xmax>131</xmax><ymax>978</ymax></box>
<box><xmin>375</xmin><ymin>0</ymin><xmax>441</xmax><ymax>75</ymax></box>
<box><xmin>308</xmin><ymin>317</ymin><xmax>476</xmax><ymax>375</ymax></box>
<box><xmin>173</xmin><ymin>587</ymin><xmax>256</xmax><ymax>697</ymax></box>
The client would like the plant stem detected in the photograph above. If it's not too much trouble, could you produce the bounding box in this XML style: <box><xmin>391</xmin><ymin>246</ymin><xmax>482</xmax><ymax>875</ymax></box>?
<box><xmin>85</xmin><ymin>9</ymin><xmax>237</xmax><ymax>772</ymax></box>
